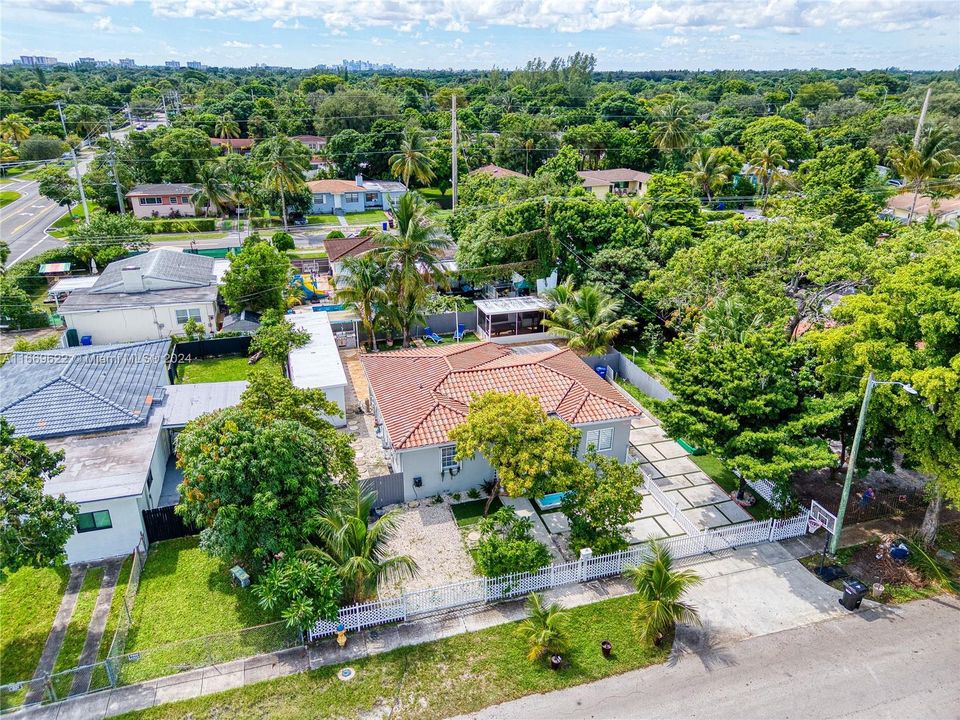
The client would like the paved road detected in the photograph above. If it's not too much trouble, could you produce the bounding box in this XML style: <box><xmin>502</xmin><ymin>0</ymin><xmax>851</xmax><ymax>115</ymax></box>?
<box><xmin>461</xmin><ymin>595</ymin><xmax>960</xmax><ymax>720</ymax></box>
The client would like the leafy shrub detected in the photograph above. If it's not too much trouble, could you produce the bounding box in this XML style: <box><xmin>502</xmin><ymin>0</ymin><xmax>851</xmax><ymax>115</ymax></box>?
<box><xmin>253</xmin><ymin>556</ymin><xmax>342</xmax><ymax>631</ymax></box>
<box><xmin>467</xmin><ymin>487</ymin><xmax>481</xmax><ymax>500</ymax></box>
<box><xmin>271</xmin><ymin>231</ymin><xmax>295</xmax><ymax>252</ymax></box>
<box><xmin>143</xmin><ymin>218</ymin><xmax>217</xmax><ymax>234</ymax></box>
<box><xmin>326</xmin><ymin>230</ymin><xmax>345</xmax><ymax>239</ymax></box>
<box><xmin>452</xmin><ymin>492</ymin><xmax>462</xmax><ymax>502</ymax></box>
<box><xmin>702</xmin><ymin>209</ymin><xmax>739</xmax><ymax>221</ymax></box>
<box><xmin>474</xmin><ymin>507</ymin><xmax>551</xmax><ymax>577</ymax></box>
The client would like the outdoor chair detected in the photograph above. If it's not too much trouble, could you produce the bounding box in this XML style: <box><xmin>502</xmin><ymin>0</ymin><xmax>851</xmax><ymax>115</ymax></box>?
<box><xmin>423</xmin><ymin>326</ymin><xmax>443</xmax><ymax>344</ymax></box>
<box><xmin>454</xmin><ymin>323</ymin><xmax>466</xmax><ymax>341</ymax></box>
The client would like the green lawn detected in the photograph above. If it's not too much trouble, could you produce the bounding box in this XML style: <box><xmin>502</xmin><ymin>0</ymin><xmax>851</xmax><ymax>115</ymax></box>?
<box><xmin>51</xmin><ymin>567</ymin><xmax>104</xmax><ymax>697</ymax></box>
<box><xmin>343</xmin><ymin>209</ymin><xmax>388</xmax><ymax>225</ymax></box>
<box><xmin>451</xmin><ymin>497</ymin><xmax>504</xmax><ymax>527</ymax></box>
<box><xmin>618</xmin><ymin>345</ymin><xmax>672</xmax><ymax>381</ymax></box>
<box><xmin>176</xmin><ymin>356</ymin><xmax>277</xmax><ymax>384</ymax></box>
<box><xmin>615</xmin><ymin>378</ymin><xmax>660</xmax><ymax>410</ymax></box>
<box><xmin>434</xmin><ymin>331</ymin><xmax>479</xmax><ymax>346</ymax></box>
<box><xmin>90</xmin><ymin>557</ymin><xmax>133</xmax><ymax>689</ymax></box>
<box><xmin>690</xmin><ymin>455</ymin><xmax>778</xmax><ymax>521</ymax></box>
<box><xmin>0</xmin><ymin>190</ymin><xmax>21</xmax><ymax>207</ymax></box>
<box><xmin>48</xmin><ymin>202</ymin><xmax>103</xmax><ymax>237</ymax></box>
<box><xmin>118</xmin><ymin>592</ymin><xmax>669</xmax><ymax>720</ymax></box>
<box><xmin>0</xmin><ymin>566</ymin><xmax>70</xmax><ymax>687</ymax></box>
<box><xmin>288</xmin><ymin>249</ymin><xmax>329</xmax><ymax>260</ymax></box>
<box><xmin>306</xmin><ymin>214</ymin><xmax>340</xmax><ymax>225</ymax></box>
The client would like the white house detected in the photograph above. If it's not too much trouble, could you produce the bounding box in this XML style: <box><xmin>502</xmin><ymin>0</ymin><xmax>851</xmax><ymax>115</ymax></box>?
<box><xmin>362</xmin><ymin>342</ymin><xmax>641</xmax><ymax>502</ymax></box>
<box><xmin>58</xmin><ymin>249</ymin><xmax>219</xmax><ymax>344</ymax></box>
<box><xmin>287</xmin><ymin>312</ymin><xmax>349</xmax><ymax>427</ymax></box>
<box><xmin>577</xmin><ymin>169</ymin><xmax>651</xmax><ymax>198</ymax></box>
<box><xmin>0</xmin><ymin>341</ymin><xmax>248</xmax><ymax>564</ymax></box>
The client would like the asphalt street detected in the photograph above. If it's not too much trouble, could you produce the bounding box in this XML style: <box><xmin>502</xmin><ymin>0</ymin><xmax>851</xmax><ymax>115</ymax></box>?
<box><xmin>460</xmin><ymin>595</ymin><xmax>960</xmax><ymax>720</ymax></box>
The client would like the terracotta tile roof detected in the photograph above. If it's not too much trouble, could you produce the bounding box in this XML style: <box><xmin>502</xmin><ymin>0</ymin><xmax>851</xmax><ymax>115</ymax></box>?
<box><xmin>886</xmin><ymin>192</ymin><xmax>960</xmax><ymax>217</ymax></box>
<box><xmin>577</xmin><ymin>168</ymin><xmax>651</xmax><ymax>186</ymax></box>
<box><xmin>324</xmin><ymin>235</ymin><xmax>378</xmax><ymax>263</ymax></box>
<box><xmin>470</xmin><ymin>164</ymin><xmax>526</xmax><ymax>179</ymax></box>
<box><xmin>307</xmin><ymin>179</ymin><xmax>363</xmax><ymax>194</ymax></box>
<box><xmin>362</xmin><ymin>342</ymin><xmax>640</xmax><ymax>450</ymax></box>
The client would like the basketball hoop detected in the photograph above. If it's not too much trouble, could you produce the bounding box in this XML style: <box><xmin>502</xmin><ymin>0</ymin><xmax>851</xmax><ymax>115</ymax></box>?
<box><xmin>807</xmin><ymin>516</ymin><xmax>824</xmax><ymax>534</ymax></box>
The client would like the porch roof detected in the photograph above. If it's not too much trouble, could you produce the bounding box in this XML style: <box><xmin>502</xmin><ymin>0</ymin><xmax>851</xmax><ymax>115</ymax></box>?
<box><xmin>474</xmin><ymin>296</ymin><xmax>552</xmax><ymax>315</ymax></box>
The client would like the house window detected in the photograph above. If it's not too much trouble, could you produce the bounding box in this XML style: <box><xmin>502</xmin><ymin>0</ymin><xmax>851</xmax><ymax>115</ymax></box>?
<box><xmin>344</xmin><ymin>193</ymin><xmax>359</xmax><ymax>203</ymax></box>
<box><xmin>181</xmin><ymin>196</ymin><xmax>190</xmax><ymax>203</ymax></box>
<box><xmin>77</xmin><ymin>510</ymin><xmax>112</xmax><ymax>533</ymax></box>
<box><xmin>170</xmin><ymin>196</ymin><xmax>178</xmax><ymax>204</ymax></box>
<box><xmin>139</xmin><ymin>196</ymin><xmax>163</xmax><ymax>205</ymax></box>
<box><xmin>175</xmin><ymin>308</ymin><xmax>202</xmax><ymax>324</ymax></box>
<box><xmin>440</xmin><ymin>445</ymin><xmax>459</xmax><ymax>471</ymax></box>
<box><xmin>585</xmin><ymin>427</ymin><xmax>614</xmax><ymax>451</ymax></box>
<box><xmin>365</xmin><ymin>192</ymin><xmax>379</xmax><ymax>203</ymax></box>
<box><xmin>314</xmin><ymin>193</ymin><xmax>329</xmax><ymax>204</ymax></box>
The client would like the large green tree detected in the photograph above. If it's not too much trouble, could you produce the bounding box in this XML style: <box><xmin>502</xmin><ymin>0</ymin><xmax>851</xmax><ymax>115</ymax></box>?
<box><xmin>542</xmin><ymin>279</ymin><xmax>636</xmax><ymax>354</ymax></box>
<box><xmin>563</xmin><ymin>451</ymin><xmax>644</xmax><ymax>555</ymax></box>
<box><xmin>67</xmin><ymin>212</ymin><xmax>149</xmax><ymax>268</ymax></box>
<box><xmin>220</xmin><ymin>241</ymin><xmax>291</xmax><ymax>312</ymax></box>
<box><xmin>0</xmin><ymin>418</ymin><xmax>78</xmax><ymax>574</ymax></box>
<box><xmin>254</xmin><ymin>135</ymin><xmax>310</xmax><ymax>230</ymax></box>
<box><xmin>741</xmin><ymin>116</ymin><xmax>816</xmax><ymax>165</ymax></box>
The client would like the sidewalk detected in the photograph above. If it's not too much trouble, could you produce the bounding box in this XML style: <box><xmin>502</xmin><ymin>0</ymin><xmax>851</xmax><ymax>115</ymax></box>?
<box><xmin>10</xmin><ymin>540</ymin><xmax>852</xmax><ymax>720</ymax></box>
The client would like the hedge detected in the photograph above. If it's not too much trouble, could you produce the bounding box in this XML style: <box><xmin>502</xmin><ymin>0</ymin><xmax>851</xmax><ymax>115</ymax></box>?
<box><xmin>251</xmin><ymin>217</ymin><xmax>282</xmax><ymax>229</ymax></box>
<box><xmin>702</xmin><ymin>209</ymin><xmax>740</xmax><ymax>221</ymax></box>
<box><xmin>143</xmin><ymin>218</ymin><xmax>218</xmax><ymax>234</ymax></box>
<box><xmin>7</xmin><ymin>248</ymin><xmax>83</xmax><ymax>295</ymax></box>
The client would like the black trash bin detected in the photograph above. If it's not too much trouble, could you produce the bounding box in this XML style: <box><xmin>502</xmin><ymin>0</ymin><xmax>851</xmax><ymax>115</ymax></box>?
<box><xmin>840</xmin><ymin>578</ymin><xmax>868</xmax><ymax>610</ymax></box>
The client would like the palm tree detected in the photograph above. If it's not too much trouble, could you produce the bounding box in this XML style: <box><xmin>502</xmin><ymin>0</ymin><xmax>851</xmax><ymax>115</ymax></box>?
<box><xmin>543</xmin><ymin>279</ymin><xmax>636</xmax><ymax>354</ymax></box>
<box><xmin>389</xmin><ymin>126</ymin><xmax>435</xmax><ymax>187</ymax></box>
<box><xmin>192</xmin><ymin>162</ymin><xmax>232</xmax><ymax>217</ymax></box>
<box><xmin>334</xmin><ymin>253</ymin><xmax>388</xmax><ymax>352</ymax></box>
<box><xmin>651</xmin><ymin>100</ymin><xmax>694</xmax><ymax>155</ymax></box>
<box><xmin>747</xmin><ymin>141</ymin><xmax>789</xmax><ymax>211</ymax></box>
<box><xmin>301</xmin><ymin>480</ymin><xmax>418</xmax><ymax>603</ymax></box>
<box><xmin>374</xmin><ymin>192</ymin><xmax>451</xmax><ymax>347</ymax></box>
<box><xmin>214</xmin><ymin>112</ymin><xmax>241</xmax><ymax>152</ymax></box>
<box><xmin>515</xmin><ymin>592</ymin><xmax>570</xmax><ymax>662</ymax></box>
<box><xmin>684</xmin><ymin>149</ymin><xmax>730</xmax><ymax>203</ymax></box>
<box><xmin>256</xmin><ymin>135</ymin><xmax>309</xmax><ymax>231</ymax></box>
<box><xmin>0</xmin><ymin>115</ymin><xmax>30</xmax><ymax>145</ymax></box>
<box><xmin>626</xmin><ymin>540</ymin><xmax>702</xmax><ymax>646</ymax></box>
<box><xmin>889</xmin><ymin>125</ymin><xmax>960</xmax><ymax>222</ymax></box>
<box><xmin>625</xmin><ymin>198</ymin><xmax>664</xmax><ymax>243</ymax></box>
<box><xmin>696</xmin><ymin>294</ymin><xmax>764</xmax><ymax>346</ymax></box>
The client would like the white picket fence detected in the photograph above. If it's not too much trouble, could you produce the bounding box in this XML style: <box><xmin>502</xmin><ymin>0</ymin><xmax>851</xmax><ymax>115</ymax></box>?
<box><xmin>643</xmin><ymin>477</ymin><xmax>702</xmax><ymax>535</ymax></box>
<box><xmin>730</xmin><ymin>469</ymin><xmax>785</xmax><ymax>510</ymax></box>
<box><xmin>308</xmin><ymin>500</ymin><xmax>814</xmax><ymax>641</ymax></box>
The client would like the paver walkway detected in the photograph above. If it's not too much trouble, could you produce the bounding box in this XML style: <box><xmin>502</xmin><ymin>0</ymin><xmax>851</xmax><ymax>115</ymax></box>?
<box><xmin>11</xmin><ymin>541</ymin><xmax>855</xmax><ymax>720</ymax></box>
<box><xmin>501</xmin><ymin>496</ymin><xmax>565</xmax><ymax>562</ymax></box>
<box><xmin>25</xmin><ymin>567</ymin><xmax>87</xmax><ymax>704</ymax></box>
<box><xmin>69</xmin><ymin>559</ymin><xmax>123</xmax><ymax>695</ymax></box>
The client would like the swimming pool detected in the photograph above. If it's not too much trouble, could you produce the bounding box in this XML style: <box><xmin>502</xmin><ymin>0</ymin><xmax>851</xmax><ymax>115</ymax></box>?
<box><xmin>536</xmin><ymin>491</ymin><xmax>568</xmax><ymax>511</ymax></box>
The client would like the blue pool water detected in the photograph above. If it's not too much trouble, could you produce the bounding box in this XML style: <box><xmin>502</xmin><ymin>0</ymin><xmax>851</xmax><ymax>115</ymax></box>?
<box><xmin>312</xmin><ymin>304</ymin><xmax>345</xmax><ymax>312</ymax></box>
<box><xmin>536</xmin><ymin>491</ymin><xmax>567</xmax><ymax>511</ymax></box>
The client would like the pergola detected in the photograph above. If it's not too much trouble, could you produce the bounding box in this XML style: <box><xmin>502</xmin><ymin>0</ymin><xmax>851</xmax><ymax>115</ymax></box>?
<box><xmin>475</xmin><ymin>296</ymin><xmax>552</xmax><ymax>339</ymax></box>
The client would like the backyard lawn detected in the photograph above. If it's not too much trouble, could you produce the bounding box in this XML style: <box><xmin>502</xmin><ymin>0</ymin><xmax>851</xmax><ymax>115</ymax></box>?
<box><xmin>118</xmin><ymin>591</ymin><xmax>669</xmax><ymax>720</ymax></box>
<box><xmin>451</xmin><ymin>497</ymin><xmax>504</xmax><ymax>527</ymax></box>
<box><xmin>342</xmin><ymin>209</ymin><xmax>388</xmax><ymax>225</ymax></box>
<box><xmin>176</xmin><ymin>356</ymin><xmax>277</xmax><ymax>384</ymax></box>
<box><xmin>121</xmin><ymin>537</ymin><xmax>288</xmax><ymax>683</ymax></box>
<box><xmin>0</xmin><ymin>190</ymin><xmax>21</xmax><ymax>207</ymax></box>
<box><xmin>618</xmin><ymin>345</ymin><xmax>672</xmax><ymax>381</ymax></box>
<box><xmin>0</xmin><ymin>565</ymin><xmax>70</xmax><ymax>685</ymax></box>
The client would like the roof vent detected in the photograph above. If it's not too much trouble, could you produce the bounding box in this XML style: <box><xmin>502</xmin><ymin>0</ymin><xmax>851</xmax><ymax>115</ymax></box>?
<box><xmin>120</xmin><ymin>265</ymin><xmax>145</xmax><ymax>293</ymax></box>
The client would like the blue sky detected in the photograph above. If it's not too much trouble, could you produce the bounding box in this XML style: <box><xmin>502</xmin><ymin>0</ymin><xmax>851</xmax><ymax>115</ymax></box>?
<box><xmin>2</xmin><ymin>0</ymin><xmax>958</xmax><ymax>70</ymax></box>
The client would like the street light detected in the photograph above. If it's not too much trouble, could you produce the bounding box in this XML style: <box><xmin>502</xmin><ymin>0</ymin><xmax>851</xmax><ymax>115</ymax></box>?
<box><xmin>829</xmin><ymin>372</ymin><xmax>917</xmax><ymax>554</ymax></box>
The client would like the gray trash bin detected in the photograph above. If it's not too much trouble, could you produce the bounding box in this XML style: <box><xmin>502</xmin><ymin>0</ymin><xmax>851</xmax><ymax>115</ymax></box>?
<box><xmin>840</xmin><ymin>578</ymin><xmax>868</xmax><ymax>610</ymax></box>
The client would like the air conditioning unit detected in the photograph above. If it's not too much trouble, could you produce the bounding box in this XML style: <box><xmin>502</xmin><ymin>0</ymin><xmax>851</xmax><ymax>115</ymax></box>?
<box><xmin>336</xmin><ymin>334</ymin><xmax>347</xmax><ymax>347</ymax></box>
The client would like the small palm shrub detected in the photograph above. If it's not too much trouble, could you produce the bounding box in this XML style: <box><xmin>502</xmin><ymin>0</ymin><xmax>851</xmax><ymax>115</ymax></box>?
<box><xmin>626</xmin><ymin>540</ymin><xmax>702</xmax><ymax>646</ymax></box>
<box><xmin>516</xmin><ymin>592</ymin><xmax>570</xmax><ymax>662</ymax></box>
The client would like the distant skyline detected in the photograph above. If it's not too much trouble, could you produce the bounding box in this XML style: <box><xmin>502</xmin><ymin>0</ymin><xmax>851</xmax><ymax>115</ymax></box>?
<box><xmin>2</xmin><ymin>0</ymin><xmax>959</xmax><ymax>71</ymax></box>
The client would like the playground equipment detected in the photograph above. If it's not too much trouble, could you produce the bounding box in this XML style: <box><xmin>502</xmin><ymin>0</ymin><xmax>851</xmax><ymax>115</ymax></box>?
<box><xmin>292</xmin><ymin>274</ymin><xmax>328</xmax><ymax>301</ymax></box>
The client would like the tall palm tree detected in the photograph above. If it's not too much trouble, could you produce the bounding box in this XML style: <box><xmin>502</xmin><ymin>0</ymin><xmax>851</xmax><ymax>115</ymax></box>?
<box><xmin>747</xmin><ymin>141</ymin><xmax>789</xmax><ymax>211</ymax></box>
<box><xmin>515</xmin><ymin>592</ymin><xmax>570</xmax><ymax>662</ymax></box>
<box><xmin>214</xmin><ymin>112</ymin><xmax>241</xmax><ymax>152</ymax></box>
<box><xmin>626</xmin><ymin>540</ymin><xmax>702</xmax><ymax>646</ymax></box>
<box><xmin>374</xmin><ymin>192</ymin><xmax>451</xmax><ymax>347</ymax></box>
<box><xmin>889</xmin><ymin>125</ymin><xmax>960</xmax><ymax>222</ymax></box>
<box><xmin>389</xmin><ymin>126</ymin><xmax>435</xmax><ymax>187</ymax></box>
<box><xmin>301</xmin><ymin>480</ymin><xmax>418</xmax><ymax>603</ymax></box>
<box><xmin>625</xmin><ymin>198</ymin><xmax>665</xmax><ymax>243</ymax></box>
<box><xmin>651</xmin><ymin>100</ymin><xmax>694</xmax><ymax>155</ymax></box>
<box><xmin>684</xmin><ymin>149</ymin><xmax>730</xmax><ymax>203</ymax></box>
<box><xmin>543</xmin><ymin>279</ymin><xmax>636</xmax><ymax>354</ymax></box>
<box><xmin>334</xmin><ymin>253</ymin><xmax>389</xmax><ymax>352</ymax></box>
<box><xmin>256</xmin><ymin>134</ymin><xmax>309</xmax><ymax>231</ymax></box>
<box><xmin>192</xmin><ymin>162</ymin><xmax>232</xmax><ymax>217</ymax></box>
<box><xmin>0</xmin><ymin>115</ymin><xmax>30</xmax><ymax>145</ymax></box>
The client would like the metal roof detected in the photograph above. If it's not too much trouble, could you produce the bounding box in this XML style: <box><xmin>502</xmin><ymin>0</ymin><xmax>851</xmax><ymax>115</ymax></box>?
<box><xmin>89</xmin><ymin>249</ymin><xmax>216</xmax><ymax>295</ymax></box>
<box><xmin>126</xmin><ymin>183</ymin><xmax>199</xmax><ymax>196</ymax></box>
<box><xmin>0</xmin><ymin>339</ymin><xmax>170</xmax><ymax>439</ymax></box>
<box><xmin>474</xmin><ymin>296</ymin><xmax>552</xmax><ymax>314</ymax></box>
<box><xmin>39</xmin><ymin>262</ymin><xmax>72</xmax><ymax>274</ymax></box>
<box><xmin>288</xmin><ymin>313</ymin><xmax>348</xmax><ymax>391</ymax></box>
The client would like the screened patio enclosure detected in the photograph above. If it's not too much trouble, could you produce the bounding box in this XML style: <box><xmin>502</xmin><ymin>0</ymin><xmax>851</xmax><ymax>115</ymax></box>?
<box><xmin>475</xmin><ymin>296</ymin><xmax>554</xmax><ymax>340</ymax></box>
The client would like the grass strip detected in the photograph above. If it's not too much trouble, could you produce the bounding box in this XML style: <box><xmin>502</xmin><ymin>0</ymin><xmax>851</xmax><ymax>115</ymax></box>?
<box><xmin>50</xmin><ymin>567</ymin><xmax>103</xmax><ymax>697</ymax></box>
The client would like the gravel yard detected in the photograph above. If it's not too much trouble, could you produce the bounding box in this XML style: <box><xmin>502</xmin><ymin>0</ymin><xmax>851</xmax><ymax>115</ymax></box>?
<box><xmin>378</xmin><ymin>501</ymin><xmax>478</xmax><ymax>597</ymax></box>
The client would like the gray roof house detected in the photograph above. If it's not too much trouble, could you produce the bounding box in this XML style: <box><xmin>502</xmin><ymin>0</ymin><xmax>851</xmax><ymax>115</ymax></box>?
<box><xmin>58</xmin><ymin>248</ymin><xmax>221</xmax><ymax>344</ymax></box>
<box><xmin>0</xmin><ymin>339</ymin><xmax>242</xmax><ymax>564</ymax></box>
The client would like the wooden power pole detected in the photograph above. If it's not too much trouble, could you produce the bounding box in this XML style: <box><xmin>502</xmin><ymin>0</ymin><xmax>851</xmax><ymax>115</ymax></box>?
<box><xmin>451</xmin><ymin>95</ymin><xmax>458</xmax><ymax>211</ymax></box>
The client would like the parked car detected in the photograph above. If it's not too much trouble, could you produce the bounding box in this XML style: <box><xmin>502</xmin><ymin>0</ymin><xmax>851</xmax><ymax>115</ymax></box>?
<box><xmin>290</xmin><ymin>213</ymin><xmax>308</xmax><ymax>226</ymax></box>
<box><xmin>135</xmin><ymin>123</ymin><xmax>146</xmax><ymax>130</ymax></box>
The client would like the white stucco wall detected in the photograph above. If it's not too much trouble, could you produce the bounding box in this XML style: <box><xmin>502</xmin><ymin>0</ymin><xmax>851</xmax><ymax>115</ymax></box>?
<box><xmin>64</xmin><ymin>495</ymin><xmax>147</xmax><ymax>564</ymax></box>
<box><xmin>62</xmin><ymin>302</ymin><xmax>218</xmax><ymax>344</ymax></box>
<box><xmin>575</xmin><ymin>419</ymin><xmax>632</xmax><ymax>462</ymax></box>
<box><xmin>146</xmin><ymin>429</ymin><xmax>171</xmax><ymax>508</ymax></box>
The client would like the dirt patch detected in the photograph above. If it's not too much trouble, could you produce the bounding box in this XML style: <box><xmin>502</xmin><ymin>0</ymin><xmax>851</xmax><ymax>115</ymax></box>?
<box><xmin>843</xmin><ymin>539</ymin><xmax>925</xmax><ymax>589</ymax></box>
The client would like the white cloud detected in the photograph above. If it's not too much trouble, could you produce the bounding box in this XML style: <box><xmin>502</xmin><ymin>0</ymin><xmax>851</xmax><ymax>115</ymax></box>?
<box><xmin>662</xmin><ymin>35</ymin><xmax>688</xmax><ymax>47</ymax></box>
<box><xmin>223</xmin><ymin>40</ymin><xmax>252</xmax><ymax>48</ymax></box>
<box><xmin>9</xmin><ymin>0</ymin><xmax>132</xmax><ymax>14</ymax></box>
<box><xmin>272</xmin><ymin>19</ymin><xmax>304</xmax><ymax>29</ymax></box>
<box><xmin>727</xmin><ymin>33</ymin><xmax>741</xmax><ymax>42</ymax></box>
<box><xmin>93</xmin><ymin>15</ymin><xmax>142</xmax><ymax>33</ymax></box>
<box><xmin>370</xmin><ymin>37</ymin><xmax>384</xmax><ymax>46</ymax></box>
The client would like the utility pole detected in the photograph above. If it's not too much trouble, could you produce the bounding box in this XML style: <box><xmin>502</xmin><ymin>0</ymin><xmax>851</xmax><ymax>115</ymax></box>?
<box><xmin>160</xmin><ymin>93</ymin><xmax>169</xmax><ymax>124</ymax></box>
<box><xmin>913</xmin><ymin>87</ymin><xmax>932</xmax><ymax>149</ymax></box>
<box><xmin>56</xmin><ymin>101</ymin><xmax>90</xmax><ymax>223</ymax></box>
<box><xmin>450</xmin><ymin>94</ymin><xmax>458</xmax><ymax>211</ymax></box>
<box><xmin>106</xmin><ymin>117</ymin><xmax>126</xmax><ymax>213</ymax></box>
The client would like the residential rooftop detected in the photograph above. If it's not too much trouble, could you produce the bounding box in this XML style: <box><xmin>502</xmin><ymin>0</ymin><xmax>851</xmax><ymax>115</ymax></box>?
<box><xmin>362</xmin><ymin>341</ymin><xmax>640</xmax><ymax>450</ymax></box>
<box><xmin>288</xmin><ymin>312</ymin><xmax>349</xmax><ymax>391</ymax></box>
<box><xmin>577</xmin><ymin>168</ymin><xmax>652</xmax><ymax>186</ymax></box>
<box><xmin>126</xmin><ymin>183</ymin><xmax>200</xmax><ymax>197</ymax></box>
<box><xmin>470</xmin><ymin>164</ymin><xmax>527</xmax><ymax>179</ymax></box>
<box><xmin>161</xmin><ymin>381</ymin><xmax>248</xmax><ymax>428</ymax></box>
<box><xmin>324</xmin><ymin>234</ymin><xmax>378</xmax><ymax>263</ymax></box>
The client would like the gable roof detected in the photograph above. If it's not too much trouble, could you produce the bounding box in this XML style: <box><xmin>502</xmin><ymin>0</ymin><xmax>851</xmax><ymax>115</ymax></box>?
<box><xmin>209</xmin><ymin>137</ymin><xmax>253</xmax><ymax>149</ymax></box>
<box><xmin>126</xmin><ymin>183</ymin><xmax>199</xmax><ymax>197</ymax></box>
<box><xmin>471</xmin><ymin>164</ymin><xmax>526</xmax><ymax>179</ymax></box>
<box><xmin>323</xmin><ymin>234</ymin><xmax>378</xmax><ymax>263</ymax></box>
<box><xmin>886</xmin><ymin>192</ymin><xmax>960</xmax><ymax>218</ymax></box>
<box><xmin>307</xmin><ymin>179</ymin><xmax>363</xmax><ymax>194</ymax></box>
<box><xmin>577</xmin><ymin>169</ymin><xmax>651</xmax><ymax>186</ymax></box>
<box><xmin>362</xmin><ymin>342</ymin><xmax>639</xmax><ymax>450</ymax></box>
<box><xmin>0</xmin><ymin>340</ymin><xmax>170</xmax><ymax>439</ymax></box>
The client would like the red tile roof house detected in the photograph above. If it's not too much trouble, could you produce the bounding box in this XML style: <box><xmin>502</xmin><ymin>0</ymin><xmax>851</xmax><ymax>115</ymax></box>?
<box><xmin>362</xmin><ymin>342</ymin><xmax>641</xmax><ymax>502</ymax></box>
<box><xmin>209</xmin><ymin>137</ymin><xmax>254</xmax><ymax>154</ymax></box>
